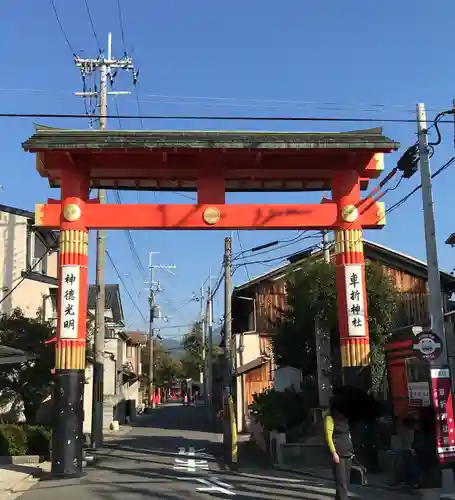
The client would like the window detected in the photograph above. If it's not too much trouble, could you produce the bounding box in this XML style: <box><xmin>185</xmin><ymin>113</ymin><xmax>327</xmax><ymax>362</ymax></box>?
<box><xmin>27</xmin><ymin>229</ymin><xmax>48</xmax><ymax>275</ymax></box>
<box><xmin>126</xmin><ymin>345</ymin><xmax>133</xmax><ymax>358</ymax></box>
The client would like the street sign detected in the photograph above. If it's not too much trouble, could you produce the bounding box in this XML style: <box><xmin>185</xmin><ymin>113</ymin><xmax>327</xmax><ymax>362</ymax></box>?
<box><xmin>412</xmin><ymin>332</ymin><xmax>442</xmax><ymax>361</ymax></box>
<box><xmin>431</xmin><ymin>367</ymin><xmax>455</xmax><ymax>464</ymax></box>
<box><xmin>408</xmin><ymin>381</ymin><xmax>431</xmax><ymax>407</ymax></box>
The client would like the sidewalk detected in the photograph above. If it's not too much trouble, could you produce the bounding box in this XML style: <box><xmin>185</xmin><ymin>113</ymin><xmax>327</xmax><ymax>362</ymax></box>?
<box><xmin>274</xmin><ymin>456</ymin><xmax>455</xmax><ymax>499</ymax></box>
<box><xmin>0</xmin><ymin>419</ymin><xmax>133</xmax><ymax>499</ymax></box>
<box><xmin>274</xmin><ymin>463</ymin><xmax>401</xmax><ymax>492</ymax></box>
<box><xmin>0</xmin><ymin>462</ymin><xmax>51</xmax><ymax>500</ymax></box>
<box><xmin>19</xmin><ymin>403</ymin><xmax>226</xmax><ymax>500</ymax></box>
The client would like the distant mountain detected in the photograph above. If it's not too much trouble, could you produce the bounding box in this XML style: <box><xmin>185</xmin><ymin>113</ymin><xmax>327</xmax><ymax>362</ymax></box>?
<box><xmin>160</xmin><ymin>326</ymin><xmax>222</xmax><ymax>359</ymax></box>
<box><xmin>160</xmin><ymin>337</ymin><xmax>184</xmax><ymax>358</ymax></box>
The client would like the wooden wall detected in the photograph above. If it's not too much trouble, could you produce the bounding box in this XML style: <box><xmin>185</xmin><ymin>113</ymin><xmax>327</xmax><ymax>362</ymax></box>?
<box><xmin>245</xmin><ymin>260</ymin><xmax>439</xmax><ymax>337</ymax></box>
<box><xmin>244</xmin><ymin>363</ymin><xmax>272</xmax><ymax>409</ymax></box>
<box><xmin>256</xmin><ymin>279</ymin><xmax>287</xmax><ymax>334</ymax></box>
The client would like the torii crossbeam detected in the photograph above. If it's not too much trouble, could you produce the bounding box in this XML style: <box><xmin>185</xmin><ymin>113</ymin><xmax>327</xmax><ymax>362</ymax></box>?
<box><xmin>23</xmin><ymin>126</ymin><xmax>400</xmax><ymax>476</ymax></box>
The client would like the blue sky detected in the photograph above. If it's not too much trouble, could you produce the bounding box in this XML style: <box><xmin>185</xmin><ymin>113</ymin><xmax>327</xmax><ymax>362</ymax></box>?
<box><xmin>1</xmin><ymin>0</ymin><xmax>455</xmax><ymax>341</ymax></box>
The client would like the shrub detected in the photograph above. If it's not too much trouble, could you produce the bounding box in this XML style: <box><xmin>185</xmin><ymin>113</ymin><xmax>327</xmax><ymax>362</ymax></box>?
<box><xmin>249</xmin><ymin>387</ymin><xmax>310</xmax><ymax>433</ymax></box>
<box><xmin>0</xmin><ymin>424</ymin><xmax>28</xmax><ymax>456</ymax></box>
<box><xmin>25</xmin><ymin>425</ymin><xmax>52</xmax><ymax>457</ymax></box>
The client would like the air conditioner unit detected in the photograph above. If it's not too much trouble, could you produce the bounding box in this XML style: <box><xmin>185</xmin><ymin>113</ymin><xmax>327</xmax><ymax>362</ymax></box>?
<box><xmin>31</xmin><ymin>257</ymin><xmax>43</xmax><ymax>273</ymax></box>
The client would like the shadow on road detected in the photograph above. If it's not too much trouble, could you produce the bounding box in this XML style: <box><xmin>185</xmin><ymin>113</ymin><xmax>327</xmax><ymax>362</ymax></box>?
<box><xmin>133</xmin><ymin>404</ymin><xmax>215</xmax><ymax>432</ymax></box>
<box><xmin>20</xmin><ymin>403</ymin><xmax>410</xmax><ymax>499</ymax></box>
<box><xmin>99</xmin><ymin>434</ymin><xmax>226</xmax><ymax>470</ymax></box>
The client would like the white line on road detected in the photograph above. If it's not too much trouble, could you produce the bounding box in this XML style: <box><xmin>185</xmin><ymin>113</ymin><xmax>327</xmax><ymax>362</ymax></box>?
<box><xmin>173</xmin><ymin>446</ymin><xmax>209</xmax><ymax>472</ymax></box>
<box><xmin>178</xmin><ymin>476</ymin><xmax>236</xmax><ymax>496</ymax></box>
<box><xmin>237</xmin><ymin>472</ymin><xmax>308</xmax><ymax>483</ymax></box>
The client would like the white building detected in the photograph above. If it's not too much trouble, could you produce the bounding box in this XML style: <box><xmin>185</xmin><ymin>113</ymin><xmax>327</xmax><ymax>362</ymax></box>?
<box><xmin>83</xmin><ymin>284</ymin><xmax>143</xmax><ymax>433</ymax></box>
<box><xmin>0</xmin><ymin>204</ymin><xmax>58</xmax><ymax>321</ymax></box>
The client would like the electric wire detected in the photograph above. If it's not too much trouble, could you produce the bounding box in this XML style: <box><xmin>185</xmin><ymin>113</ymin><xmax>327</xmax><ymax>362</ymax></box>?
<box><xmin>0</xmin><ymin>253</ymin><xmax>48</xmax><ymax>306</ymax></box>
<box><xmin>311</xmin><ymin>155</ymin><xmax>455</xmax><ymax>254</ymax></box>
<box><xmin>385</xmin><ymin>157</ymin><xmax>455</xmax><ymax>215</ymax></box>
<box><xmin>106</xmin><ymin>249</ymin><xmax>147</xmax><ymax>324</ymax></box>
<box><xmin>134</xmin><ymin>82</ymin><xmax>145</xmax><ymax>129</ymax></box>
<box><xmin>114</xmin><ymin>98</ymin><xmax>123</xmax><ymax>129</ymax></box>
<box><xmin>235</xmin><ymin>230</ymin><xmax>250</xmax><ymax>281</ymax></box>
<box><xmin>109</xmin><ymin>190</ymin><xmax>146</xmax><ymax>278</ymax></box>
<box><xmin>233</xmin><ymin>232</ymin><xmax>321</xmax><ymax>262</ymax></box>
<box><xmin>230</xmin><ymin>160</ymin><xmax>402</xmax><ymax>265</ymax></box>
<box><xmin>9</xmin><ymin>111</ymin><xmax>455</xmax><ymax>123</ymax></box>
<box><xmin>233</xmin><ymin>244</ymin><xmax>320</xmax><ymax>271</ymax></box>
<box><xmin>116</xmin><ymin>0</ymin><xmax>127</xmax><ymax>53</ymax></box>
<box><xmin>0</xmin><ymin>86</ymin><xmax>445</xmax><ymax>115</ymax></box>
<box><xmin>83</xmin><ymin>0</ymin><xmax>101</xmax><ymax>53</ymax></box>
<box><xmin>49</xmin><ymin>0</ymin><xmax>76</xmax><ymax>55</ymax></box>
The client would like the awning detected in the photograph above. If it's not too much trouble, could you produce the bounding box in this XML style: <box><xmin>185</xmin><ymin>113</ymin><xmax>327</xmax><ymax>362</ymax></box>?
<box><xmin>0</xmin><ymin>345</ymin><xmax>35</xmax><ymax>365</ymax></box>
<box><xmin>233</xmin><ymin>355</ymin><xmax>270</xmax><ymax>376</ymax></box>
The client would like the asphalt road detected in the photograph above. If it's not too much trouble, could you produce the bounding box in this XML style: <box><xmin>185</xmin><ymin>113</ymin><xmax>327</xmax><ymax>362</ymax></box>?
<box><xmin>20</xmin><ymin>403</ymin><xmax>416</xmax><ymax>500</ymax></box>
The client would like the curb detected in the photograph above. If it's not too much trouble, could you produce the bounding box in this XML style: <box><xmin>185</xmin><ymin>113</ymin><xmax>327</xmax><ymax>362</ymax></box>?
<box><xmin>0</xmin><ymin>455</ymin><xmax>42</xmax><ymax>465</ymax></box>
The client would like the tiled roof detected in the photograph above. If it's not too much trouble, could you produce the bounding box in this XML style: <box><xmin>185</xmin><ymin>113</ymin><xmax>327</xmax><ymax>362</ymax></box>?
<box><xmin>125</xmin><ymin>331</ymin><xmax>148</xmax><ymax>345</ymax></box>
<box><xmin>87</xmin><ymin>284</ymin><xmax>124</xmax><ymax>324</ymax></box>
<box><xmin>234</xmin><ymin>239</ymin><xmax>455</xmax><ymax>293</ymax></box>
<box><xmin>23</xmin><ymin>126</ymin><xmax>399</xmax><ymax>152</ymax></box>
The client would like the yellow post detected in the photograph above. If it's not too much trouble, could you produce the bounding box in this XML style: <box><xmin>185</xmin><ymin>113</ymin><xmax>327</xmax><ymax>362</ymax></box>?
<box><xmin>228</xmin><ymin>395</ymin><xmax>238</xmax><ymax>466</ymax></box>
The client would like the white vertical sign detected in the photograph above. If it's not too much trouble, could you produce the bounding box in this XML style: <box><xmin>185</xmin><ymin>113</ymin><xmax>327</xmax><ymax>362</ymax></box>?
<box><xmin>59</xmin><ymin>265</ymin><xmax>80</xmax><ymax>340</ymax></box>
<box><xmin>408</xmin><ymin>382</ymin><xmax>430</xmax><ymax>406</ymax></box>
<box><xmin>344</xmin><ymin>264</ymin><xmax>366</xmax><ymax>337</ymax></box>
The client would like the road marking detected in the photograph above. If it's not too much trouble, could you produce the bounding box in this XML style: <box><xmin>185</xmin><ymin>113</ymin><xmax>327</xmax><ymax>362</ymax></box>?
<box><xmin>238</xmin><ymin>472</ymin><xmax>307</xmax><ymax>483</ymax></box>
<box><xmin>173</xmin><ymin>446</ymin><xmax>209</xmax><ymax>472</ymax></box>
<box><xmin>178</xmin><ymin>476</ymin><xmax>236</xmax><ymax>495</ymax></box>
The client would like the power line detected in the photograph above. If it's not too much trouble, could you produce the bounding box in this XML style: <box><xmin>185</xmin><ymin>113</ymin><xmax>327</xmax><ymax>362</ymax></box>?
<box><xmin>106</xmin><ymin>249</ymin><xmax>147</xmax><ymax>324</ymax></box>
<box><xmin>233</xmin><ymin>231</ymin><xmax>321</xmax><ymax>262</ymax></box>
<box><xmin>6</xmin><ymin>111</ymin><xmax>455</xmax><ymax>123</ymax></box>
<box><xmin>0</xmin><ymin>253</ymin><xmax>48</xmax><ymax>306</ymax></box>
<box><xmin>0</xmin><ymin>85</ymin><xmax>445</xmax><ymax>114</ymax></box>
<box><xmin>116</xmin><ymin>0</ymin><xmax>127</xmax><ymax>52</ymax></box>
<box><xmin>311</xmin><ymin>155</ymin><xmax>455</xmax><ymax>252</ymax></box>
<box><xmin>386</xmin><ymin>156</ymin><xmax>455</xmax><ymax>215</ymax></box>
<box><xmin>134</xmin><ymin>82</ymin><xmax>145</xmax><ymax>129</ymax></box>
<box><xmin>235</xmin><ymin>230</ymin><xmax>250</xmax><ymax>281</ymax></box>
<box><xmin>49</xmin><ymin>0</ymin><xmax>76</xmax><ymax>55</ymax></box>
<box><xmin>83</xmin><ymin>0</ymin><xmax>101</xmax><ymax>53</ymax></box>
<box><xmin>109</xmin><ymin>190</ymin><xmax>146</xmax><ymax>278</ymax></box>
<box><xmin>233</xmin><ymin>244</ymin><xmax>320</xmax><ymax>270</ymax></box>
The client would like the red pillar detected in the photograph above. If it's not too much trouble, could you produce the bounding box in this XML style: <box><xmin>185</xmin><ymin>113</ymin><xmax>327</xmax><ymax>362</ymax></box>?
<box><xmin>52</xmin><ymin>169</ymin><xmax>89</xmax><ymax>477</ymax></box>
<box><xmin>332</xmin><ymin>171</ymin><xmax>370</xmax><ymax>382</ymax></box>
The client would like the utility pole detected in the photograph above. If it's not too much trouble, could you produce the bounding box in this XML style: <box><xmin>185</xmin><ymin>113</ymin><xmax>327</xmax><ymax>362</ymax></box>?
<box><xmin>223</xmin><ymin>237</ymin><xmax>233</xmax><ymax>458</ymax></box>
<box><xmin>417</xmin><ymin>103</ymin><xmax>455</xmax><ymax>491</ymax></box>
<box><xmin>148</xmin><ymin>252</ymin><xmax>157</xmax><ymax>410</ymax></box>
<box><xmin>200</xmin><ymin>284</ymin><xmax>206</xmax><ymax>399</ymax></box>
<box><xmin>224</xmin><ymin>237</ymin><xmax>233</xmax><ymax>389</ymax></box>
<box><xmin>206</xmin><ymin>271</ymin><xmax>214</xmax><ymax>422</ymax></box>
<box><xmin>416</xmin><ymin>103</ymin><xmax>447</xmax><ymax>361</ymax></box>
<box><xmin>146</xmin><ymin>252</ymin><xmax>176</xmax><ymax>410</ymax></box>
<box><xmin>74</xmin><ymin>32</ymin><xmax>137</xmax><ymax>449</ymax></box>
<box><xmin>316</xmin><ymin>231</ymin><xmax>332</xmax><ymax>407</ymax></box>
<box><xmin>322</xmin><ymin>230</ymin><xmax>330</xmax><ymax>264</ymax></box>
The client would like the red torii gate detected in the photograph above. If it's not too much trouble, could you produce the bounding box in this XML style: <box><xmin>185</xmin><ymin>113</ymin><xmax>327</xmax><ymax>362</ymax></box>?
<box><xmin>23</xmin><ymin>126</ymin><xmax>399</xmax><ymax>476</ymax></box>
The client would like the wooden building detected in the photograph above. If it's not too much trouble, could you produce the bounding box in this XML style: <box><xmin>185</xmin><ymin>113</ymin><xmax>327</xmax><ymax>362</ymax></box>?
<box><xmin>231</xmin><ymin>239</ymin><xmax>455</xmax><ymax>427</ymax></box>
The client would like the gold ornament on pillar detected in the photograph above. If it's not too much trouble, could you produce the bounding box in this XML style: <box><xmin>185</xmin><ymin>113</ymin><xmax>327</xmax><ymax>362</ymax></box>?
<box><xmin>63</xmin><ymin>203</ymin><xmax>81</xmax><ymax>222</ymax></box>
<box><xmin>341</xmin><ymin>204</ymin><xmax>358</xmax><ymax>223</ymax></box>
